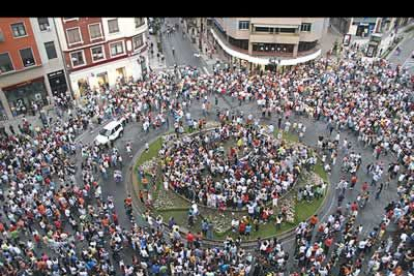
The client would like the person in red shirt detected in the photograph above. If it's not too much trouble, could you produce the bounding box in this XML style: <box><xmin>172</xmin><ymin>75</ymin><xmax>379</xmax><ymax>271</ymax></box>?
<box><xmin>125</xmin><ymin>195</ymin><xmax>132</xmax><ymax>207</ymax></box>
<box><xmin>361</xmin><ymin>182</ymin><xmax>369</xmax><ymax>192</ymax></box>
<box><xmin>112</xmin><ymin>212</ymin><xmax>119</xmax><ymax>225</ymax></box>
<box><xmin>310</xmin><ymin>215</ymin><xmax>319</xmax><ymax>228</ymax></box>
<box><xmin>351</xmin><ymin>201</ymin><xmax>359</xmax><ymax>213</ymax></box>
<box><xmin>54</xmin><ymin>220</ymin><xmax>62</xmax><ymax>230</ymax></box>
<box><xmin>239</xmin><ymin>221</ymin><xmax>246</xmax><ymax>235</ymax></box>
<box><xmin>350</xmin><ymin>175</ymin><xmax>358</xmax><ymax>189</ymax></box>
<box><xmin>186</xmin><ymin>231</ymin><xmax>194</xmax><ymax>247</ymax></box>
<box><xmin>324</xmin><ymin>236</ymin><xmax>333</xmax><ymax>254</ymax></box>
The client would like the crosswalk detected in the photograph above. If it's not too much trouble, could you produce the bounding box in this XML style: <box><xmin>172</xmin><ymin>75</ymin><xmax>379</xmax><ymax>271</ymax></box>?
<box><xmin>402</xmin><ymin>58</ymin><xmax>414</xmax><ymax>69</ymax></box>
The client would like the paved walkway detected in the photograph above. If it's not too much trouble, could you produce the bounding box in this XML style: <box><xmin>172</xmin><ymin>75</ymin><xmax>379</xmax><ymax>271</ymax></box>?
<box><xmin>65</xmin><ymin>90</ymin><xmax>401</xmax><ymax>274</ymax></box>
<box><xmin>183</xmin><ymin>97</ymin><xmax>401</xmax><ymax>273</ymax></box>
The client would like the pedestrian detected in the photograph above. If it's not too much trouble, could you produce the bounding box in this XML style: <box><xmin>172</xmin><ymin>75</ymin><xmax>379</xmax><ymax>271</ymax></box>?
<box><xmin>8</xmin><ymin>125</ymin><xmax>15</xmax><ymax>135</ymax></box>
<box><xmin>338</xmin><ymin>193</ymin><xmax>345</xmax><ymax>207</ymax></box>
<box><xmin>375</xmin><ymin>183</ymin><xmax>384</xmax><ymax>200</ymax></box>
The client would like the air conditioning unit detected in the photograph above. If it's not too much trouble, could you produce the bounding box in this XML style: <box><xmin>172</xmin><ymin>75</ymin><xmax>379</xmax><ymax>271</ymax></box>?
<box><xmin>45</xmin><ymin>26</ymin><xmax>52</xmax><ymax>31</ymax></box>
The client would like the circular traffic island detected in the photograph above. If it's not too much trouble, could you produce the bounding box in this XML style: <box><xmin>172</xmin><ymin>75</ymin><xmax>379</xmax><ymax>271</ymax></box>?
<box><xmin>132</xmin><ymin>121</ymin><xmax>329</xmax><ymax>242</ymax></box>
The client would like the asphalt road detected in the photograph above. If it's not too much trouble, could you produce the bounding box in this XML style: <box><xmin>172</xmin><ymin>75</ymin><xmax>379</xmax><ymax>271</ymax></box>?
<box><xmin>69</xmin><ymin>93</ymin><xmax>401</xmax><ymax>273</ymax></box>
<box><xmin>160</xmin><ymin>17</ymin><xmax>207</xmax><ymax>69</ymax></box>
<box><xmin>387</xmin><ymin>31</ymin><xmax>414</xmax><ymax>74</ymax></box>
<box><xmin>71</xmin><ymin>96</ymin><xmax>232</xmax><ymax>231</ymax></box>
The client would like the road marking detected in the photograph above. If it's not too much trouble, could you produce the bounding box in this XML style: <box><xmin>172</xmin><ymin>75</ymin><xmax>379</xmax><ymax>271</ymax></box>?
<box><xmin>203</xmin><ymin>66</ymin><xmax>210</xmax><ymax>75</ymax></box>
<box><xmin>402</xmin><ymin>59</ymin><xmax>414</xmax><ymax>68</ymax></box>
<box><xmin>321</xmin><ymin>192</ymin><xmax>336</xmax><ymax>222</ymax></box>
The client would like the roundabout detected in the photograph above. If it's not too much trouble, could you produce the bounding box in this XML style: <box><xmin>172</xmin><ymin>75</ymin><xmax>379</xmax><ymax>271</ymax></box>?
<box><xmin>131</xmin><ymin>119</ymin><xmax>330</xmax><ymax>242</ymax></box>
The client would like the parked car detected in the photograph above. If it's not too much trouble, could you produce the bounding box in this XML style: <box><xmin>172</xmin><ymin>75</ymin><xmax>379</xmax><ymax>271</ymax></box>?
<box><xmin>94</xmin><ymin>120</ymin><xmax>124</xmax><ymax>147</ymax></box>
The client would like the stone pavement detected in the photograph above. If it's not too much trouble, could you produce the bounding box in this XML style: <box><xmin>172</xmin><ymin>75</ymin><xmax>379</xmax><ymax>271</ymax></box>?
<box><xmin>147</xmin><ymin>33</ymin><xmax>167</xmax><ymax>71</ymax></box>
<box><xmin>319</xmin><ymin>26</ymin><xmax>343</xmax><ymax>56</ymax></box>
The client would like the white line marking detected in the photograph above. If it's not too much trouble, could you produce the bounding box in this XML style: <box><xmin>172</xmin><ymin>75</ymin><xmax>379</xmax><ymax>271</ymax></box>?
<box><xmin>321</xmin><ymin>193</ymin><xmax>336</xmax><ymax>222</ymax></box>
<box><xmin>203</xmin><ymin>66</ymin><xmax>210</xmax><ymax>75</ymax></box>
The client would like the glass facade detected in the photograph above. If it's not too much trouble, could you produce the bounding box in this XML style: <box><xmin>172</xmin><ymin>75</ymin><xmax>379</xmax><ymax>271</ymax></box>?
<box><xmin>3</xmin><ymin>78</ymin><xmax>49</xmax><ymax>117</ymax></box>
<box><xmin>252</xmin><ymin>43</ymin><xmax>294</xmax><ymax>53</ymax></box>
<box><xmin>298</xmin><ymin>40</ymin><xmax>318</xmax><ymax>52</ymax></box>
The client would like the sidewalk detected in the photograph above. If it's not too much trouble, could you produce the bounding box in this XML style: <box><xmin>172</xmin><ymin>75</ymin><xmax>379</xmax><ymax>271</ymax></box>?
<box><xmin>0</xmin><ymin>107</ymin><xmax>58</xmax><ymax>133</ymax></box>
<box><xmin>147</xmin><ymin>33</ymin><xmax>167</xmax><ymax>71</ymax></box>
<box><xmin>319</xmin><ymin>27</ymin><xmax>343</xmax><ymax>56</ymax></box>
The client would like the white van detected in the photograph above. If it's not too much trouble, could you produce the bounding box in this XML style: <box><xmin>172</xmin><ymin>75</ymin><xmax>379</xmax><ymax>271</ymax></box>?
<box><xmin>94</xmin><ymin>121</ymin><xmax>124</xmax><ymax>147</ymax></box>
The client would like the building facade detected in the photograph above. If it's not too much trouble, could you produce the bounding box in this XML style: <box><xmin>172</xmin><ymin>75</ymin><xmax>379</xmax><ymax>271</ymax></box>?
<box><xmin>330</xmin><ymin>17</ymin><xmax>413</xmax><ymax>37</ymax></box>
<box><xmin>206</xmin><ymin>17</ymin><xmax>327</xmax><ymax>70</ymax></box>
<box><xmin>0</xmin><ymin>17</ymin><xmax>67</xmax><ymax>119</ymax></box>
<box><xmin>53</xmin><ymin>17</ymin><xmax>149</xmax><ymax>99</ymax></box>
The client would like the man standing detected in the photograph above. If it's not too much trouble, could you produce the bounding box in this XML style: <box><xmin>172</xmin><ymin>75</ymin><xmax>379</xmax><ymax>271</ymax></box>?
<box><xmin>375</xmin><ymin>183</ymin><xmax>384</xmax><ymax>200</ymax></box>
<box><xmin>9</xmin><ymin>125</ymin><xmax>15</xmax><ymax>135</ymax></box>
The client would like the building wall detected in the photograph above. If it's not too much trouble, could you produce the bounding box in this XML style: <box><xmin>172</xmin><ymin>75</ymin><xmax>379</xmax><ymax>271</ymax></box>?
<box><xmin>0</xmin><ymin>17</ymin><xmax>42</xmax><ymax>72</ymax></box>
<box><xmin>299</xmin><ymin>19</ymin><xmax>324</xmax><ymax>42</ymax></box>
<box><xmin>250</xmin><ymin>18</ymin><xmax>302</xmax><ymax>26</ymax></box>
<box><xmin>54</xmin><ymin>17</ymin><xmax>149</xmax><ymax>98</ymax></box>
<box><xmin>212</xmin><ymin>17</ymin><xmax>324</xmax><ymax>61</ymax></box>
<box><xmin>0</xmin><ymin>17</ymin><xmax>48</xmax><ymax>119</ymax></box>
<box><xmin>216</xmin><ymin>17</ymin><xmax>324</xmax><ymax>45</ymax></box>
<box><xmin>224</xmin><ymin>18</ymin><xmax>251</xmax><ymax>40</ymax></box>
<box><xmin>29</xmin><ymin>17</ymin><xmax>69</xmax><ymax>99</ymax></box>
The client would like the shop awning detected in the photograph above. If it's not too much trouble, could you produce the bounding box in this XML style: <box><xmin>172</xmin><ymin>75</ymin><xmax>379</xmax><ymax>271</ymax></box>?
<box><xmin>253</xmin><ymin>24</ymin><xmax>298</xmax><ymax>29</ymax></box>
<box><xmin>210</xmin><ymin>29</ymin><xmax>321</xmax><ymax>66</ymax></box>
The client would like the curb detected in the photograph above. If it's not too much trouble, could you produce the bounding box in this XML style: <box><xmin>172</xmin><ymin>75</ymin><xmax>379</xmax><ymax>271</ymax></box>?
<box><xmin>127</xmin><ymin>121</ymin><xmax>333</xmax><ymax>250</ymax></box>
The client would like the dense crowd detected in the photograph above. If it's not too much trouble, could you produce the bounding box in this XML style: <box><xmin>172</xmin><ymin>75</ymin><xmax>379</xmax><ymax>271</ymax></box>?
<box><xmin>159</xmin><ymin>120</ymin><xmax>315</xmax><ymax>211</ymax></box>
<box><xmin>0</xmin><ymin>40</ymin><xmax>413</xmax><ymax>276</ymax></box>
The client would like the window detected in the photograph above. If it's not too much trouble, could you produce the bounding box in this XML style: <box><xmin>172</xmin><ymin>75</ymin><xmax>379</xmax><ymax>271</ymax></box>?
<box><xmin>108</xmin><ymin>19</ymin><xmax>119</xmax><ymax>33</ymax></box>
<box><xmin>11</xmin><ymin>23</ymin><xmax>27</xmax><ymax>37</ymax></box>
<box><xmin>66</xmin><ymin>28</ymin><xmax>82</xmax><ymax>45</ymax></box>
<box><xmin>238</xmin><ymin>21</ymin><xmax>250</xmax><ymax>30</ymax></box>
<box><xmin>255</xmin><ymin>26</ymin><xmax>270</xmax><ymax>33</ymax></box>
<box><xmin>300</xmin><ymin>23</ymin><xmax>312</xmax><ymax>32</ymax></box>
<box><xmin>228</xmin><ymin>37</ymin><xmax>248</xmax><ymax>50</ymax></box>
<box><xmin>91</xmin><ymin>45</ymin><xmax>105</xmax><ymax>62</ymax></box>
<box><xmin>19</xmin><ymin>48</ymin><xmax>35</xmax><ymax>67</ymax></box>
<box><xmin>279</xmin><ymin>28</ymin><xmax>297</xmax><ymax>33</ymax></box>
<box><xmin>298</xmin><ymin>40</ymin><xmax>318</xmax><ymax>52</ymax></box>
<box><xmin>70</xmin><ymin>51</ymin><xmax>85</xmax><ymax>67</ymax></box>
<box><xmin>135</xmin><ymin>18</ymin><xmax>145</xmax><ymax>28</ymax></box>
<box><xmin>133</xmin><ymin>34</ymin><xmax>144</xmax><ymax>50</ymax></box>
<box><xmin>0</xmin><ymin>53</ymin><xmax>14</xmax><ymax>73</ymax></box>
<box><xmin>38</xmin><ymin>18</ymin><xmax>50</xmax><ymax>31</ymax></box>
<box><xmin>44</xmin><ymin>41</ymin><xmax>57</xmax><ymax>60</ymax></box>
<box><xmin>88</xmin><ymin>23</ymin><xmax>103</xmax><ymax>40</ymax></box>
<box><xmin>63</xmin><ymin>17</ymin><xmax>78</xmax><ymax>22</ymax></box>
<box><xmin>110</xmin><ymin>41</ymin><xmax>124</xmax><ymax>57</ymax></box>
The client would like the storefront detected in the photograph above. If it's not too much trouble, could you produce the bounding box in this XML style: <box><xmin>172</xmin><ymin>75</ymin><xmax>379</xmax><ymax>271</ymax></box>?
<box><xmin>96</xmin><ymin>72</ymin><xmax>109</xmax><ymax>89</ymax></box>
<box><xmin>69</xmin><ymin>55</ymin><xmax>148</xmax><ymax>99</ymax></box>
<box><xmin>231</xmin><ymin>56</ymin><xmax>249</xmax><ymax>71</ymax></box>
<box><xmin>352</xmin><ymin>18</ymin><xmax>378</xmax><ymax>37</ymax></box>
<box><xmin>3</xmin><ymin>77</ymin><xmax>49</xmax><ymax>117</ymax></box>
<box><xmin>47</xmin><ymin>70</ymin><xmax>68</xmax><ymax>98</ymax></box>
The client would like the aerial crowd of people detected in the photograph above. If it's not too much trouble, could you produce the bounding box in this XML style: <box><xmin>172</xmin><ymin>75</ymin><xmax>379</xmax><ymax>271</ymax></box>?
<box><xmin>0</xmin><ymin>36</ymin><xmax>413</xmax><ymax>276</ymax></box>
